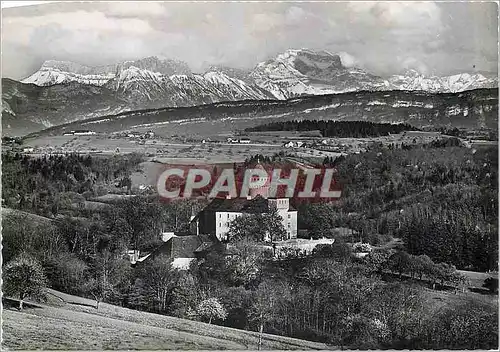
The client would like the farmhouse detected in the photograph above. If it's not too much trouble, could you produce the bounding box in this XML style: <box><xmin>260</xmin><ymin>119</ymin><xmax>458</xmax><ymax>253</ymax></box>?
<box><xmin>138</xmin><ymin>234</ymin><xmax>219</xmax><ymax>270</ymax></box>
<box><xmin>226</xmin><ymin>137</ymin><xmax>251</xmax><ymax>144</ymax></box>
<box><xmin>63</xmin><ymin>130</ymin><xmax>97</xmax><ymax>136</ymax></box>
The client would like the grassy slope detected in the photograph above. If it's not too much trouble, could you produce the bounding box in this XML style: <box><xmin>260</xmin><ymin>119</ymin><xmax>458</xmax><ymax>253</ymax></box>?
<box><xmin>3</xmin><ymin>290</ymin><xmax>330</xmax><ymax>350</ymax></box>
<box><xmin>1</xmin><ymin>207</ymin><xmax>55</xmax><ymax>225</ymax></box>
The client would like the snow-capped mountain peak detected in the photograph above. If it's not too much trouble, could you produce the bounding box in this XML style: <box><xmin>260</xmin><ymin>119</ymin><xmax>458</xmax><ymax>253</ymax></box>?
<box><xmin>22</xmin><ymin>57</ymin><xmax>191</xmax><ymax>87</ymax></box>
<box><xmin>388</xmin><ymin>70</ymin><xmax>497</xmax><ymax>93</ymax></box>
<box><xmin>250</xmin><ymin>48</ymin><xmax>383</xmax><ymax>99</ymax></box>
<box><xmin>250</xmin><ymin>49</ymin><xmax>497</xmax><ymax>98</ymax></box>
<box><xmin>19</xmin><ymin>50</ymin><xmax>498</xmax><ymax>102</ymax></box>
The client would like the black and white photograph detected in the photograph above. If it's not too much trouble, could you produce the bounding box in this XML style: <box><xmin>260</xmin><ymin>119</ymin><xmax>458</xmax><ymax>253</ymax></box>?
<box><xmin>1</xmin><ymin>1</ymin><xmax>498</xmax><ymax>350</ymax></box>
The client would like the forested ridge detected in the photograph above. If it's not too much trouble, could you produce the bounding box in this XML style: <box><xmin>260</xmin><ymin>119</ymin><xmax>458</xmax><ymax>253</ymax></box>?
<box><xmin>310</xmin><ymin>144</ymin><xmax>498</xmax><ymax>272</ymax></box>
<box><xmin>245</xmin><ymin>120</ymin><xmax>417</xmax><ymax>137</ymax></box>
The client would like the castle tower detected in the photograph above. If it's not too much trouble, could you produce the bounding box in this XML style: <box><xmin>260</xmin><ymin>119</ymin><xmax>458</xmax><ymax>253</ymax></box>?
<box><xmin>249</xmin><ymin>162</ymin><xmax>270</xmax><ymax>199</ymax></box>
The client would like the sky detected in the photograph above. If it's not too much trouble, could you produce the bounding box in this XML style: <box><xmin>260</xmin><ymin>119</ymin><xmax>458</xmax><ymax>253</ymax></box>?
<box><xmin>1</xmin><ymin>1</ymin><xmax>498</xmax><ymax>80</ymax></box>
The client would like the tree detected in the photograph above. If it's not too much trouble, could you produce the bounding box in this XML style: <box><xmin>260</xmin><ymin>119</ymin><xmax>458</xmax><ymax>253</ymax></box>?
<box><xmin>297</xmin><ymin>203</ymin><xmax>334</xmax><ymax>238</ymax></box>
<box><xmin>170</xmin><ymin>272</ymin><xmax>199</xmax><ymax>318</ymax></box>
<box><xmin>313</xmin><ymin>239</ymin><xmax>352</xmax><ymax>263</ymax></box>
<box><xmin>424</xmin><ymin>299</ymin><xmax>498</xmax><ymax>349</ymax></box>
<box><xmin>4</xmin><ymin>254</ymin><xmax>47</xmax><ymax>309</ymax></box>
<box><xmin>135</xmin><ymin>255</ymin><xmax>180</xmax><ymax>312</ymax></box>
<box><xmin>43</xmin><ymin>252</ymin><xmax>88</xmax><ymax>295</ymax></box>
<box><xmin>411</xmin><ymin>254</ymin><xmax>434</xmax><ymax>280</ymax></box>
<box><xmin>227</xmin><ymin>214</ymin><xmax>267</xmax><ymax>242</ymax></box>
<box><xmin>388</xmin><ymin>251</ymin><xmax>411</xmax><ymax>278</ymax></box>
<box><xmin>264</xmin><ymin>207</ymin><xmax>287</xmax><ymax>242</ymax></box>
<box><xmin>249</xmin><ymin>279</ymin><xmax>289</xmax><ymax>350</ymax></box>
<box><xmin>227</xmin><ymin>208</ymin><xmax>286</xmax><ymax>243</ymax></box>
<box><xmin>91</xmin><ymin>251</ymin><xmax>132</xmax><ymax>306</ymax></box>
<box><xmin>365</xmin><ymin>250</ymin><xmax>391</xmax><ymax>274</ymax></box>
<box><xmin>225</xmin><ymin>238</ymin><xmax>264</xmax><ymax>286</ymax></box>
<box><xmin>197</xmin><ymin>298</ymin><xmax>228</xmax><ymax>324</ymax></box>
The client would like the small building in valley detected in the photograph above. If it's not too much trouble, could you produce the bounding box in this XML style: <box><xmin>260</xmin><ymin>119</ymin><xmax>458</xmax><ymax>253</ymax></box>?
<box><xmin>138</xmin><ymin>235</ymin><xmax>219</xmax><ymax>270</ymax></box>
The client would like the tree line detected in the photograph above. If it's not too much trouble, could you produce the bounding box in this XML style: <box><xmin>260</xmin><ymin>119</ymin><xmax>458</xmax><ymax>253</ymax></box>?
<box><xmin>245</xmin><ymin>120</ymin><xmax>418</xmax><ymax>138</ymax></box>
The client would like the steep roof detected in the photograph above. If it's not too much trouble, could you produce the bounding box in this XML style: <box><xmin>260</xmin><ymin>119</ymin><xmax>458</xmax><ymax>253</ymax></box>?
<box><xmin>148</xmin><ymin>234</ymin><xmax>218</xmax><ymax>260</ymax></box>
<box><xmin>170</xmin><ymin>236</ymin><xmax>203</xmax><ymax>258</ymax></box>
<box><xmin>199</xmin><ymin>195</ymin><xmax>268</xmax><ymax>213</ymax></box>
<box><xmin>194</xmin><ymin>195</ymin><xmax>297</xmax><ymax>220</ymax></box>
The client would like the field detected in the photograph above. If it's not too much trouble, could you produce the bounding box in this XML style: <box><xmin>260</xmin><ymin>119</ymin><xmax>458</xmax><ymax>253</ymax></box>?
<box><xmin>2</xmin><ymin>291</ymin><xmax>330</xmax><ymax>350</ymax></box>
<box><xmin>20</xmin><ymin>128</ymin><xmax>452</xmax><ymax>163</ymax></box>
<box><xmin>423</xmin><ymin>287</ymin><xmax>498</xmax><ymax>311</ymax></box>
<box><xmin>458</xmin><ymin>270</ymin><xmax>498</xmax><ymax>289</ymax></box>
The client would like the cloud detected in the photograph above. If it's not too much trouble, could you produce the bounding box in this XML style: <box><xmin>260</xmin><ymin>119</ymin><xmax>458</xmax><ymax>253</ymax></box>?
<box><xmin>251</xmin><ymin>12</ymin><xmax>284</xmax><ymax>33</ymax></box>
<box><xmin>400</xmin><ymin>57</ymin><xmax>429</xmax><ymax>75</ymax></box>
<box><xmin>347</xmin><ymin>2</ymin><xmax>442</xmax><ymax>28</ymax></box>
<box><xmin>1</xmin><ymin>2</ymin><xmax>497</xmax><ymax>79</ymax></box>
<box><xmin>338</xmin><ymin>52</ymin><xmax>358</xmax><ymax>68</ymax></box>
<box><xmin>285</xmin><ymin>6</ymin><xmax>310</xmax><ymax>24</ymax></box>
<box><xmin>100</xmin><ymin>2</ymin><xmax>169</xmax><ymax>17</ymax></box>
<box><xmin>5</xmin><ymin>11</ymin><xmax>155</xmax><ymax>46</ymax></box>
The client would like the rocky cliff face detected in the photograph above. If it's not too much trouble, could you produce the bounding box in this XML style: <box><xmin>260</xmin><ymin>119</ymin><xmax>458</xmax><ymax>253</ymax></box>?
<box><xmin>250</xmin><ymin>49</ymin><xmax>497</xmax><ymax>99</ymax></box>
<box><xmin>250</xmin><ymin>49</ymin><xmax>387</xmax><ymax>99</ymax></box>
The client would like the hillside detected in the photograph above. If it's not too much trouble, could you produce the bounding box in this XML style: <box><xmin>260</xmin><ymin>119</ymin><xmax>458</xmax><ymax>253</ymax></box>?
<box><xmin>3</xmin><ymin>291</ymin><xmax>330</xmax><ymax>350</ymax></box>
<box><xmin>28</xmin><ymin>88</ymin><xmax>498</xmax><ymax>139</ymax></box>
<box><xmin>1</xmin><ymin>78</ymin><xmax>130</xmax><ymax>136</ymax></box>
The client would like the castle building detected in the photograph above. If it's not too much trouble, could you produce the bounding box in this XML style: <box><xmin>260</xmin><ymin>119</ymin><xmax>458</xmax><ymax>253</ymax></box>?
<box><xmin>191</xmin><ymin>163</ymin><xmax>298</xmax><ymax>241</ymax></box>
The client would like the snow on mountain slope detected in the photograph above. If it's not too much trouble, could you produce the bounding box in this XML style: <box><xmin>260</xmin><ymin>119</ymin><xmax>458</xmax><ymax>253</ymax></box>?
<box><xmin>22</xmin><ymin>57</ymin><xmax>191</xmax><ymax>87</ymax></box>
<box><xmin>8</xmin><ymin>50</ymin><xmax>497</xmax><ymax>136</ymax></box>
<box><xmin>20</xmin><ymin>58</ymin><xmax>272</xmax><ymax>116</ymax></box>
<box><xmin>22</xmin><ymin>51</ymin><xmax>497</xmax><ymax>98</ymax></box>
<box><xmin>251</xmin><ymin>49</ymin><xmax>497</xmax><ymax>99</ymax></box>
<box><xmin>22</xmin><ymin>66</ymin><xmax>115</xmax><ymax>86</ymax></box>
<box><xmin>103</xmin><ymin>67</ymin><xmax>271</xmax><ymax>108</ymax></box>
<box><xmin>388</xmin><ymin>70</ymin><xmax>498</xmax><ymax>93</ymax></box>
<box><xmin>250</xmin><ymin>49</ymin><xmax>388</xmax><ymax>99</ymax></box>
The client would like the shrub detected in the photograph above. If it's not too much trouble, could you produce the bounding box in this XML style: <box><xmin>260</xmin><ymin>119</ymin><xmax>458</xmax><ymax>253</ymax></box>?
<box><xmin>196</xmin><ymin>298</ymin><xmax>228</xmax><ymax>324</ymax></box>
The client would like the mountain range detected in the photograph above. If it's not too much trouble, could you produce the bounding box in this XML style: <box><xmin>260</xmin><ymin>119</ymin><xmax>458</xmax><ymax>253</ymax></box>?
<box><xmin>30</xmin><ymin>88</ymin><xmax>499</xmax><ymax>140</ymax></box>
<box><xmin>2</xmin><ymin>49</ymin><xmax>498</xmax><ymax>135</ymax></box>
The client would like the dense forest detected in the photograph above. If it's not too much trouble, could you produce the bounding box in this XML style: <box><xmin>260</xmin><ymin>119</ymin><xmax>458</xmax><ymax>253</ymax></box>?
<box><xmin>245</xmin><ymin>120</ymin><xmax>418</xmax><ymax>137</ymax></box>
<box><xmin>302</xmin><ymin>144</ymin><xmax>498</xmax><ymax>272</ymax></box>
<box><xmin>2</xmin><ymin>140</ymin><xmax>498</xmax><ymax>349</ymax></box>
